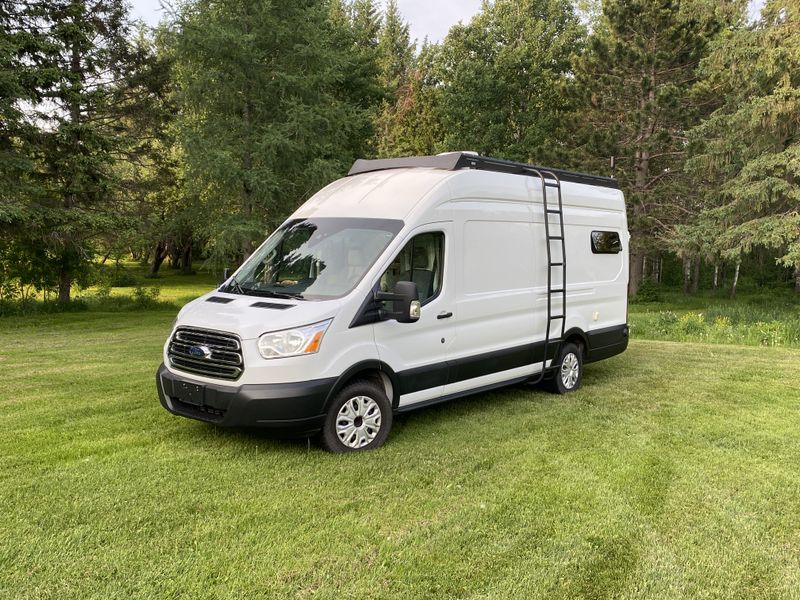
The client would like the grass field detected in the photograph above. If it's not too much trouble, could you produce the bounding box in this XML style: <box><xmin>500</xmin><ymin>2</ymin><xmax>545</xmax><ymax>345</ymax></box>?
<box><xmin>2</xmin><ymin>299</ymin><xmax>800</xmax><ymax>598</ymax></box>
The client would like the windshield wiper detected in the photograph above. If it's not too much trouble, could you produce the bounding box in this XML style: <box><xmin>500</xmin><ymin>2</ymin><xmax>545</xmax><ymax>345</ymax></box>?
<box><xmin>222</xmin><ymin>274</ymin><xmax>245</xmax><ymax>295</ymax></box>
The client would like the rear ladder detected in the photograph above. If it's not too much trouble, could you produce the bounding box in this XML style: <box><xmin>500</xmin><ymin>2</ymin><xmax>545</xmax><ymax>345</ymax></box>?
<box><xmin>527</xmin><ymin>168</ymin><xmax>566</xmax><ymax>385</ymax></box>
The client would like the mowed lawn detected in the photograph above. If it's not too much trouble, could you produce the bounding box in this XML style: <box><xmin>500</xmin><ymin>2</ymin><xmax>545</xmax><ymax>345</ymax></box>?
<box><xmin>1</xmin><ymin>311</ymin><xmax>800</xmax><ymax>599</ymax></box>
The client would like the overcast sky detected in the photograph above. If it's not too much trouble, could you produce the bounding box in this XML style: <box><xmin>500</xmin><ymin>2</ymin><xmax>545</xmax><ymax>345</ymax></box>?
<box><xmin>130</xmin><ymin>0</ymin><xmax>766</xmax><ymax>45</ymax></box>
<box><xmin>129</xmin><ymin>0</ymin><xmax>482</xmax><ymax>43</ymax></box>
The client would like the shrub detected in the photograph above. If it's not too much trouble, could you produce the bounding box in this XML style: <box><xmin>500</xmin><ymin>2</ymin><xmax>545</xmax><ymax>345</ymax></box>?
<box><xmin>111</xmin><ymin>270</ymin><xmax>138</xmax><ymax>287</ymax></box>
<box><xmin>633</xmin><ymin>278</ymin><xmax>661</xmax><ymax>303</ymax></box>
<box><xmin>755</xmin><ymin>321</ymin><xmax>784</xmax><ymax>347</ymax></box>
<box><xmin>679</xmin><ymin>312</ymin><xmax>707</xmax><ymax>336</ymax></box>
<box><xmin>131</xmin><ymin>285</ymin><xmax>161</xmax><ymax>308</ymax></box>
<box><xmin>654</xmin><ymin>310</ymin><xmax>679</xmax><ymax>333</ymax></box>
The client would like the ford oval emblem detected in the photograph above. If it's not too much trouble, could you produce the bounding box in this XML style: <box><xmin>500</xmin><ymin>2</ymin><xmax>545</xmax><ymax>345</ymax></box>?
<box><xmin>188</xmin><ymin>345</ymin><xmax>212</xmax><ymax>359</ymax></box>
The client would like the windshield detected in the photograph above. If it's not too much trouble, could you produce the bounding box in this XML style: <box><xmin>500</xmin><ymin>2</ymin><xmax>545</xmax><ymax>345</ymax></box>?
<box><xmin>225</xmin><ymin>218</ymin><xmax>404</xmax><ymax>300</ymax></box>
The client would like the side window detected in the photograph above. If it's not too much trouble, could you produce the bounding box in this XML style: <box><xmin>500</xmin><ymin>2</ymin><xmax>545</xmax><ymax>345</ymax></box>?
<box><xmin>591</xmin><ymin>231</ymin><xmax>622</xmax><ymax>254</ymax></box>
<box><xmin>380</xmin><ymin>232</ymin><xmax>444</xmax><ymax>304</ymax></box>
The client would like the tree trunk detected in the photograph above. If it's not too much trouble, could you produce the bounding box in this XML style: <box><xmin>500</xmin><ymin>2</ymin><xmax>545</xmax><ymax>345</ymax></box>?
<box><xmin>691</xmin><ymin>258</ymin><xmax>700</xmax><ymax>294</ymax></box>
<box><xmin>628</xmin><ymin>251</ymin><xmax>643</xmax><ymax>297</ymax></box>
<box><xmin>731</xmin><ymin>260</ymin><xmax>741</xmax><ymax>299</ymax></box>
<box><xmin>682</xmin><ymin>257</ymin><xmax>692</xmax><ymax>294</ymax></box>
<box><xmin>181</xmin><ymin>241</ymin><xmax>193</xmax><ymax>275</ymax></box>
<box><xmin>57</xmin><ymin>40</ymin><xmax>82</xmax><ymax>304</ymax></box>
<box><xmin>795</xmin><ymin>264</ymin><xmax>800</xmax><ymax>293</ymax></box>
<box><xmin>657</xmin><ymin>257</ymin><xmax>663</xmax><ymax>284</ymax></box>
<box><xmin>713</xmin><ymin>263</ymin><xmax>719</xmax><ymax>289</ymax></box>
<box><xmin>58</xmin><ymin>267</ymin><xmax>71</xmax><ymax>303</ymax></box>
<box><xmin>148</xmin><ymin>242</ymin><xmax>168</xmax><ymax>278</ymax></box>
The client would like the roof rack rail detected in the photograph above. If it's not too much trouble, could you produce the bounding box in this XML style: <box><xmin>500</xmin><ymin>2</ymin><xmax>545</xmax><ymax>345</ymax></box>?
<box><xmin>347</xmin><ymin>152</ymin><xmax>619</xmax><ymax>190</ymax></box>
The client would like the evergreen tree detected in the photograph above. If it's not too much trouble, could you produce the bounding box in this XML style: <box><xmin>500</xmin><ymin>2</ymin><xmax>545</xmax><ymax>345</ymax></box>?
<box><xmin>377</xmin><ymin>0</ymin><xmax>413</xmax><ymax>91</ymax></box>
<box><xmin>376</xmin><ymin>40</ymin><xmax>445</xmax><ymax>156</ymax></box>
<box><xmin>3</xmin><ymin>0</ymin><xmax>151</xmax><ymax>302</ymax></box>
<box><xmin>435</xmin><ymin>0</ymin><xmax>584</xmax><ymax>162</ymax></box>
<box><xmin>374</xmin><ymin>0</ymin><xmax>416</xmax><ymax>156</ymax></box>
<box><xmin>687</xmin><ymin>0</ymin><xmax>800</xmax><ymax>292</ymax></box>
<box><xmin>173</xmin><ymin>0</ymin><xmax>381</xmax><ymax>265</ymax></box>
<box><xmin>574</xmin><ymin>0</ymin><xmax>745</xmax><ymax>296</ymax></box>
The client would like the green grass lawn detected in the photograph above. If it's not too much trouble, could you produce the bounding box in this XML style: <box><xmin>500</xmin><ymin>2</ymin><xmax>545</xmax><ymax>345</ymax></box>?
<box><xmin>2</xmin><ymin>306</ymin><xmax>800</xmax><ymax>598</ymax></box>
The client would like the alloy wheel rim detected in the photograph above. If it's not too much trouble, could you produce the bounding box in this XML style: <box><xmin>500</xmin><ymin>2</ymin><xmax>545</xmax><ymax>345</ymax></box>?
<box><xmin>560</xmin><ymin>352</ymin><xmax>580</xmax><ymax>389</ymax></box>
<box><xmin>336</xmin><ymin>396</ymin><xmax>382</xmax><ymax>449</ymax></box>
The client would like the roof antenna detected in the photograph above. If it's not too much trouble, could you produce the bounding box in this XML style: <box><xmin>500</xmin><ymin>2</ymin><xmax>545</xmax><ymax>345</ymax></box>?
<box><xmin>610</xmin><ymin>156</ymin><xmax>616</xmax><ymax>179</ymax></box>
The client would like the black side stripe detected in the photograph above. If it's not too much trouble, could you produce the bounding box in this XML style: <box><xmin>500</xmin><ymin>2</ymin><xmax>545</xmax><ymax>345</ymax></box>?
<box><xmin>397</xmin><ymin>339</ymin><xmax>558</xmax><ymax>396</ymax></box>
<box><xmin>395</xmin><ymin>324</ymin><xmax>628</xmax><ymax>396</ymax></box>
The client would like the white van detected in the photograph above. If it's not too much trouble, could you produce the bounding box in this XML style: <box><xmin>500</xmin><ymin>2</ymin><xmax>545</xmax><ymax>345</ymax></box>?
<box><xmin>156</xmin><ymin>153</ymin><xmax>629</xmax><ymax>452</ymax></box>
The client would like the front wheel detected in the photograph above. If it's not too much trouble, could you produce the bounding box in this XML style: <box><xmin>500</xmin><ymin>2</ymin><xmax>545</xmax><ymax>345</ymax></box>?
<box><xmin>319</xmin><ymin>379</ymin><xmax>392</xmax><ymax>453</ymax></box>
<box><xmin>548</xmin><ymin>342</ymin><xmax>583</xmax><ymax>394</ymax></box>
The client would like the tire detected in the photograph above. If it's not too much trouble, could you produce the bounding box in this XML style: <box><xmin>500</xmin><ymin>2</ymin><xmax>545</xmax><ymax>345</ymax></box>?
<box><xmin>319</xmin><ymin>379</ymin><xmax>393</xmax><ymax>453</ymax></box>
<box><xmin>547</xmin><ymin>342</ymin><xmax>583</xmax><ymax>394</ymax></box>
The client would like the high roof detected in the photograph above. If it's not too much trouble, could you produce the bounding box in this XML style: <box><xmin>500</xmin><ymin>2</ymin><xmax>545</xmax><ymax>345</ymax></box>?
<box><xmin>348</xmin><ymin>152</ymin><xmax>619</xmax><ymax>190</ymax></box>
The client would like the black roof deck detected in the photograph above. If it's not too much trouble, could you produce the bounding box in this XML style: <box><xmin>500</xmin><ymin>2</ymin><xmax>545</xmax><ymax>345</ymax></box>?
<box><xmin>347</xmin><ymin>152</ymin><xmax>619</xmax><ymax>190</ymax></box>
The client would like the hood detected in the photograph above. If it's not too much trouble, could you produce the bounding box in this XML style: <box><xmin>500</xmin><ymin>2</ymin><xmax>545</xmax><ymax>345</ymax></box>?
<box><xmin>176</xmin><ymin>291</ymin><xmax>342</xmax><ymax>340</ymax></box>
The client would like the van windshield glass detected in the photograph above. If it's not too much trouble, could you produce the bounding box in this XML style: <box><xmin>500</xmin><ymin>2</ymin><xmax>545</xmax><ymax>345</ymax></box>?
<box><xmin>226</xmin><ymin>218</ymin><xmax>404</xmax><ymax>300</ymax></box>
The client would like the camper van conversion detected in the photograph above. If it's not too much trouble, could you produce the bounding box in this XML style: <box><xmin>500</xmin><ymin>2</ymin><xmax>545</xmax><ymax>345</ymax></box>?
<box><xmin>156</xmin><ymin>153</ymin><xmax>629</xmax><ymax>452</ymax></box>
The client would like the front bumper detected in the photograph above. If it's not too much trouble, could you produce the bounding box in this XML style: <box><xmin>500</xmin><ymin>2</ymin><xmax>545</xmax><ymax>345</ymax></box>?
<box><xmin>156</xmin><ymin>363</ymin><xmax>334</xmax><ymax>435</ymax></box>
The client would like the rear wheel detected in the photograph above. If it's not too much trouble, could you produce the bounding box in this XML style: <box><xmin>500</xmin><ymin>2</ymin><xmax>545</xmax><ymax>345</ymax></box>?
<box><xmin>319</xmin><ymin>379</ymin><xmax>392</xmax><ymax>453</ymax></box>
<box><xmin>547</xmin><ymin>342</ymin><xmax>583</xmax><ymax>394</ymax></box>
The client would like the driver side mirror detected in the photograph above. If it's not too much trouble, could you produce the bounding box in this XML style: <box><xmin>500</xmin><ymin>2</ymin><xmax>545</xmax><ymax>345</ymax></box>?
<box><xmin>375</xmin><ymin>281</ymin><xmax>421</xmax><ymax>323</ymax></box>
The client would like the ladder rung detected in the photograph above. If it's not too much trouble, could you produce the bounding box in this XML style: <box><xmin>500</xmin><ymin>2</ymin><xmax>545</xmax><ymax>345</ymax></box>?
<box><xmin>549</xmin><ymin>315</ymin><xmax>564</xmax><ymax>320</ymax></box>
<box><xmin>546</xmin><ymin>209</ymin><xmax>562</xmax><ymax>214</ymax></box>
<box><xmin>548</xmin><ymin>236</ymin><xmax>564</xmax><ymax>240</ymax></box>
<box><xmin>550</xmin><ymin>262</ymin><xmax>564</xmax><ymax>267</ymax></box>
<box><xmin>544</xmin><ymin>182</ymin><xmax>560</xmax><ymax>188</ymax></box>
<box><xmin>550</xmin><ymin>288</ymin><xmax>565</xmax><ymax>293</ymax></box>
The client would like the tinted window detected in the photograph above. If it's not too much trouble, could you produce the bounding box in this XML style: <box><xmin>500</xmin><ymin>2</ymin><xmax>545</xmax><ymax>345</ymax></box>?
<box><xmin>230</xmin><ymin>218</ymin><xmax>403</xmax><ymax>300</ymax></box>
<box><xmin>591</xmin><ymin>231</ymin><xmax>622</xmax><ymax>254</ymax></box>
<box><xmin>380</xmin><ymin>232</ymin><xmax>444</xmax><ymax>304</ymax></box>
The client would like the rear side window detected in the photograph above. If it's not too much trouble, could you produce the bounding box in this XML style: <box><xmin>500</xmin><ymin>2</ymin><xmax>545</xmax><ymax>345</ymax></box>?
<box><xmin>591</xmin><ymin>231</ymin><xmax>622</xmax><ymax>254</ymax></box>
<box><xmin>380</xmin><ymin>232</ymin><xmax>444</xmax><ymax>304</ymax></box>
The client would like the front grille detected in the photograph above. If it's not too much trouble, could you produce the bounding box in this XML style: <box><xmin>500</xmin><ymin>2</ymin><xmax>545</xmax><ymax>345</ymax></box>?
<box><xmin>168</xmin><ymin>327</ymin><xmax>243</xmax><ymax>380</ymax></box>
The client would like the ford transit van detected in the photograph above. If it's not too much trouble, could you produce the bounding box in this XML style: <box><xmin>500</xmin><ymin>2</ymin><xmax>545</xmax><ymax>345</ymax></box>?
<box><xmin>156</xmin><ymin>153</ymin><xmax>629</xmax><ymax>452</ymax></box>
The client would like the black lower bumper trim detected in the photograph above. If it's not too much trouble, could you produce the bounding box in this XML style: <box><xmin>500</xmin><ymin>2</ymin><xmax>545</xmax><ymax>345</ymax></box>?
<box><xmin>585</xmin><ymin>324</ymin><xmax>629</xmax><ymax>363</ymax></box>
<box><xmin>156</xmin><ymin>363</ymin><xmax>334</xmax><ymax>435</ymax></box>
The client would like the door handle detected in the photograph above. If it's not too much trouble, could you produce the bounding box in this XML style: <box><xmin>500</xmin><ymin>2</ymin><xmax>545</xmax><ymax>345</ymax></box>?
<box><xmin>437</xmin><ymin>311</ymin><xmax>453</xmax><ymax>320</ymax></box>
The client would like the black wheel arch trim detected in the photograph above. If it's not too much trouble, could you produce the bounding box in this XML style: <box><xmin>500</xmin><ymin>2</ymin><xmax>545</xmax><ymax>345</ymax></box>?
<box><xmin>323</xmin><ymin>360</ymin><xmax>401</xmax><ymax>410</ymax></box>
<box><xmin>562</xmin><ymin>327</ymin><xmax>590</xmax><ymax>355</ymax></box>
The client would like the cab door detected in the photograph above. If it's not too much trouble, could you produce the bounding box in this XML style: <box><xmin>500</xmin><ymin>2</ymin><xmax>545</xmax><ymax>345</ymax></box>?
<box><xmin>372</xmin><ymin>224</ymin><xmax>455</xmax><ymax>408</ymax></box>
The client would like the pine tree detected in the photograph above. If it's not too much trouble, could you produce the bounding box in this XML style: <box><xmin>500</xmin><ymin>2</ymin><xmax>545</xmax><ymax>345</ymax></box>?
<box><xmin>435</xmin><ymin>0</ymin><xmax>583</xmax><ymax>162</ymax></box>
<box><xmin>4</xmin><ymin>0</ymin><xmax>150</xmax><ymax>302</ymax></box>
<box><xmin>173</xmin><ymin>0</ymin><xmax>381</xmax><ymax>265</ymax></box>
<box><xmin>374</xmin><ymin>0</ymin><xmax>416</xmax><ymax>156</ymax></box>
<box><xmin>687</xmin><ymin>0</ymin><xmax>800</xmax><ymax>292</ymax></box>
<box><xmin>377</xmin><ymin>0</ymin><xmax>413</xmax><ymax>91</ymax></box>
<box><xmin>574</xmin><ymin>0</ymin><xmax>745</xmax><ymax>296</ymax></box>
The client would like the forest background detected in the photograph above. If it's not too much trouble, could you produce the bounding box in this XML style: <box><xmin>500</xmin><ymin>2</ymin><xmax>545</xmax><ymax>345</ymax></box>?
<box><xmin>2</xmin><ymin>0</ymin><xmax>799</xmax><ymax>305</ymax></box>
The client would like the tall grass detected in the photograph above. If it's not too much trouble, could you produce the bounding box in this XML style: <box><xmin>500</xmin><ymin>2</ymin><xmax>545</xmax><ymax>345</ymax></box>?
<box><xmin>630</xmin><ymin>290</ymin><xmax>800</xmax><ymax>347</ymax></box>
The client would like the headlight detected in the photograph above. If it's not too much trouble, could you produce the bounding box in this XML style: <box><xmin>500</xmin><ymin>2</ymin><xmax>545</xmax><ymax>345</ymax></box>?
<box><xmin>257</xmin><ymin>319</ymin><xmax>332</xmax><ymax>359</ymax></box>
